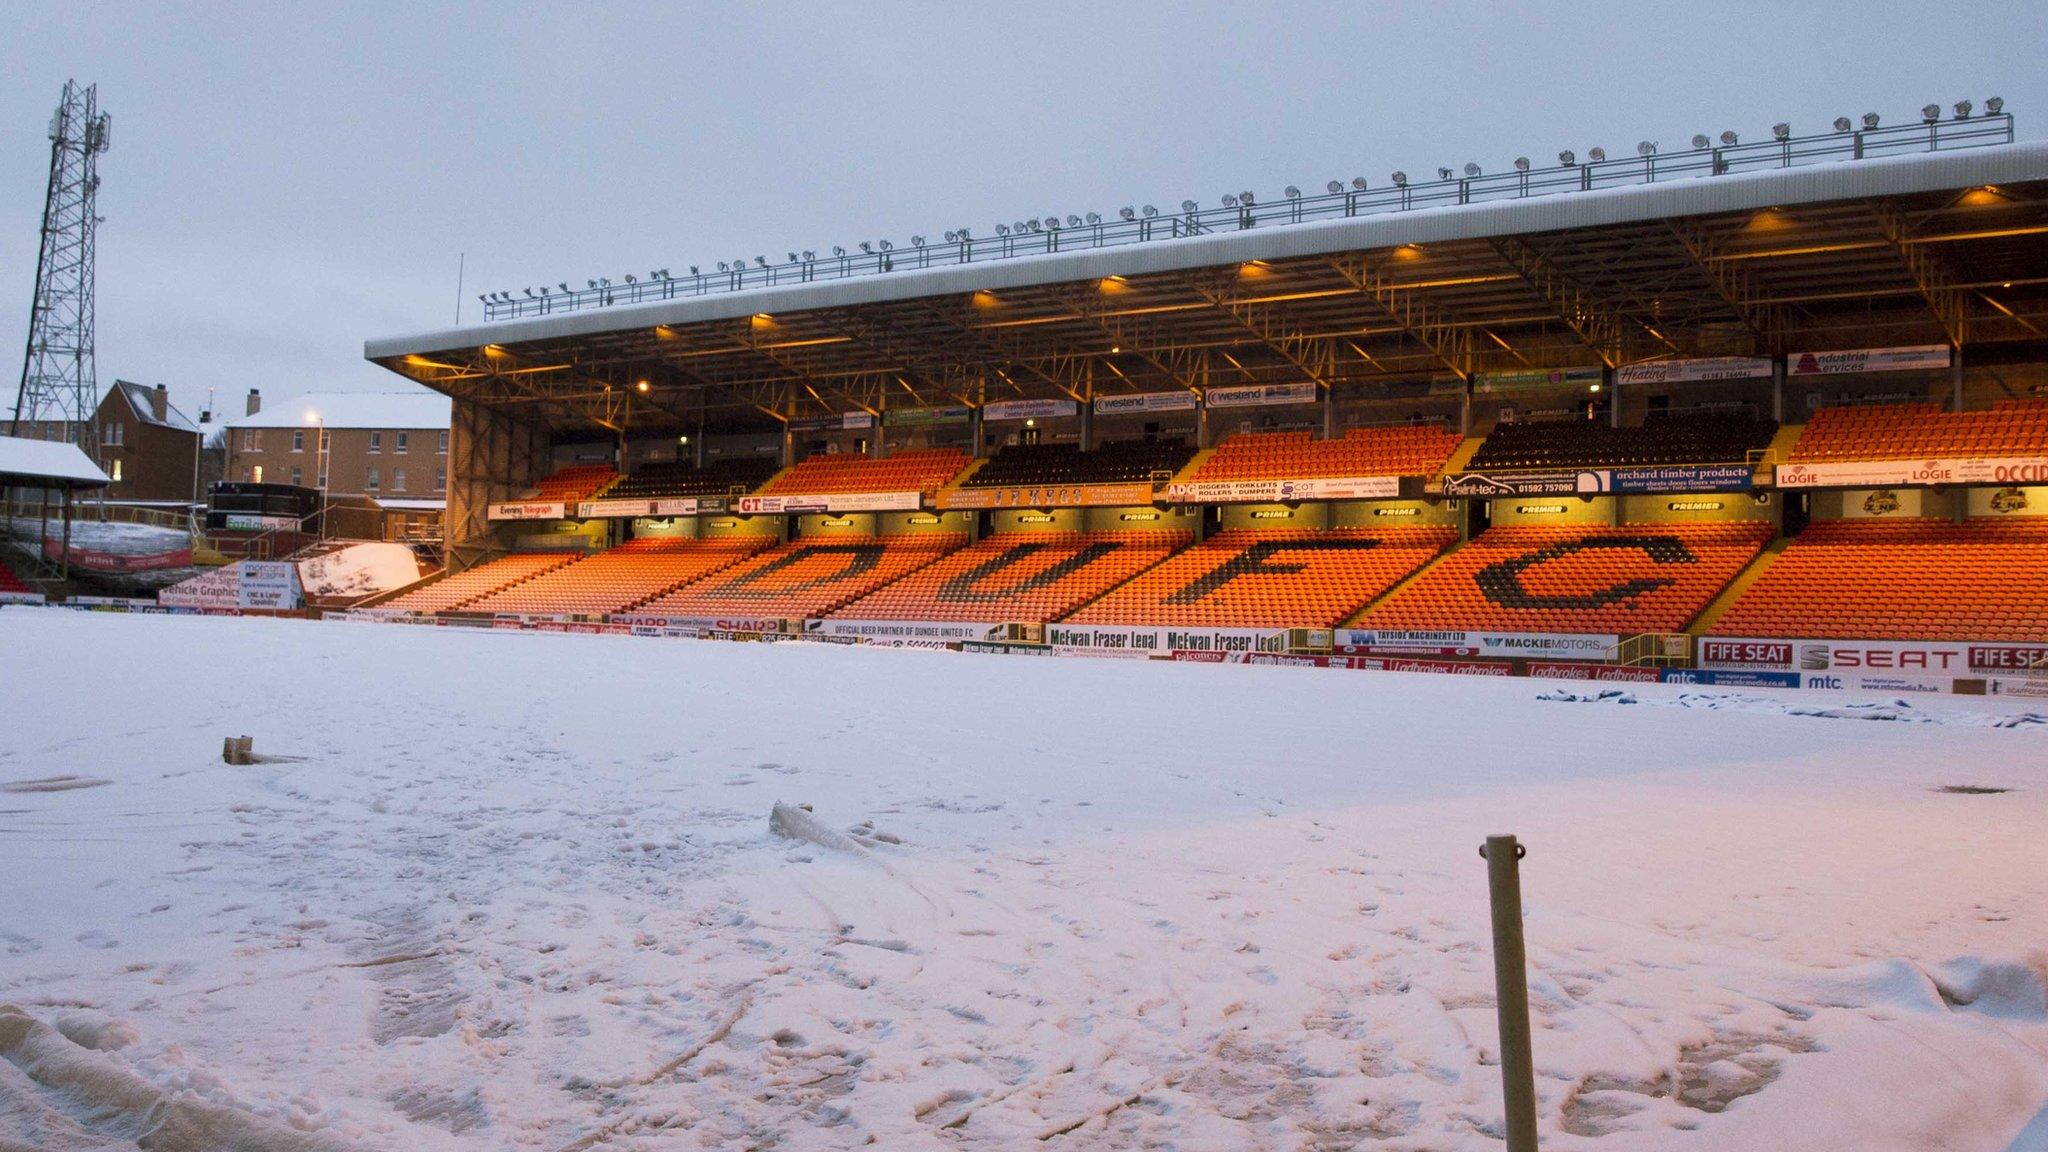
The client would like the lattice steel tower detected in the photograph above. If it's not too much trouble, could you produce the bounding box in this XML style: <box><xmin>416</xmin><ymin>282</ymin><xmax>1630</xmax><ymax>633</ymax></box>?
<box><xmin>10</xmin><ymin>80</ymin><xmax>112</xmax><ymax>455</ymax></box>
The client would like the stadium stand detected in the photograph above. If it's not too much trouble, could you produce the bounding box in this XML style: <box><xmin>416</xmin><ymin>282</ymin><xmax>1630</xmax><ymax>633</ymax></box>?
<box><xmin>1192</xmin><ymin>426</ymin><xmax>1464</xmax><ymax>481</ymax></box>
<box><xmin>606</xmin><ymin>457</ymin><xmax>782</xmax><ymax>499</ymax></box>
<box><xmin>527</xmin><ymin>464</ymin><xmax>618</xmax><ymax>503</ymax></box>
<box><xmin>1359</xmin><ymin>521</ymin><xmax>1773</xmax><ymax>635</ymax></box>
<box><xmin>1787</xmin><ymin>400</ymin><xmax>2048</xmax><ymax>462</ymax></box>
<box><xmin>0</xmin><ymin>557</ymin><xmax>31</xmax><ymax>596</ymax></box>
<box><xmin>637</xmin><ymin>532</ymin><xmax>967</xmax><ymax>619</ymax></box>
<box><xmin>962</xmin><ymin>440</ymin><xmax>1194</xmax><ymax>488</ymax></box>
<box><xmin>1065</xmin><ymin>526</ymin><xmax>1455</xmax><ymax>628</ymax></box>
<box><xmin>1711</xmin><ymin>518</ymin><xmax>2048</xmax><ymax>642</ymax></box>
<box><xmin>460</xmin><ymin>536</ymin><xmax>772</xmax><ymax>616</ymax></box>
<box><xmin>756</xmin><ymin>449</ymin><xmax>970</xmax><ymax>495</ymax></box>
<box><xmin>1468</xmin><ymin>412</ymin><xmax>1778</xmax><ymax>470</ymax></box>
<box><xmin>376</xmin><ymin>551</ymin><xmax>582</xmax><ymax>614</ymax></box>
<box><xmin>835</xmin><ymin>530</ymin><xmax>1191</xmax><ymax>622</ymax></box>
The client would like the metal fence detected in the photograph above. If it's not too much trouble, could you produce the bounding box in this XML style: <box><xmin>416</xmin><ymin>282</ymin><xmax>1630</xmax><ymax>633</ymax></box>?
<box><xmin>482</xmin><ymin>113</ymin><xmax>2016</xmax><ymax>322</ymax></box>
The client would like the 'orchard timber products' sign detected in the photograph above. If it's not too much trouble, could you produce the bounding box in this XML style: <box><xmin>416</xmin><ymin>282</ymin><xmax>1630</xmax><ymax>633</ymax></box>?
<box><xmin>1162</xmin><ymin>476</ymin><xmax>1401</xmax><ymax>503</ymax></box>
<box><xmin>1787</xmin><ymin>345</ymin><xmax>1951</xmax><ymax>375</ymax></box>
<box><xmin>1775</xmin><ymin>456</ymin><xmax>2048</xmax><ymax>489</ymax></box>
<box><xmin>487</xmin><ymin>501</ymin><xmax>567</xmax><ymax>521</ymax></box>
<box><xmin>1442</xmin><ymin>464</ymin><xmax>1755</xmax><ymax>496</ymax></box>
<box><xmin>936</xmin><ymin>483</ymin><xmax>1155</xmax><ymax>510</ymax></box>
<box><xmin>734</xmin><ymin>491</ymin><xmax>923</xmax><ymax>513</ymax></box>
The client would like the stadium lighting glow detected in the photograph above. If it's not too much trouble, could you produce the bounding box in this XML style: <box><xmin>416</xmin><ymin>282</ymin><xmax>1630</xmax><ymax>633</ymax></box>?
<box><xmin>635</xmin><ymin>380</ymin><xmax>649</xmax><ymax>393</ymax></box>
<box><xmin>1589</xmin><ymin>382</ymin><xmax>1603</xmax><ymax>393</ymax></box>
<box><xmin>304</xmin><ymin>410</ymin><xmax>319</xmax><ymax>424</ymax></box>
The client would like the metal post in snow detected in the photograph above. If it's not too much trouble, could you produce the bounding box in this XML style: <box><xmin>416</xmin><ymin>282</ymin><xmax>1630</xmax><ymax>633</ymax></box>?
<box><xmin>1483</xmin><ymin>833</ymin><xmax>1539</xmax><ymax>1152</ymax></box>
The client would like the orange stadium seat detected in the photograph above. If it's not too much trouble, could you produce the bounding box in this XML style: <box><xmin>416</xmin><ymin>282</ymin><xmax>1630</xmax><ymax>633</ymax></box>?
<box><xmin>524</xmin><ymin>464</ymin><xmax>618</xmax><ymax>503</ymax></box>
<box><xmin>835</xmin><ymin>530</ymin><xmax>1191</xmax><ymax>622</ymax></box>
<box><xmin>1712</xmin><ymin>518</ymin><xmax>2048</xmax><ymax>642</ymax></box>
<box><xmin>1065</xmin><ymin>526</ymin><xmax>1455</xmax><ymax>628</ymax></box>
<box><xmin>756</xmin><ymin>449</ymin><xmax>970</xmax><ymax>495</ymax></box>
<box><xmin>377</xmin><ymin>551</ymin><xmax>583</xmax><ymax>614</ymax></box>
<box><xmin>1788</xmin><ymin>400</ymin><xmax>2048</xmax><ymax>462</ymax></box>
<box><xmin>1359</xmin><ymin>521</ymin><xmax>1773</xmax><ymax>635</ymax></box>
<box><xmin>638</xmin><ymin>532</ymin><xmax>967</xmax><ymax>619</ymax></box>
<box><xmin>460</xmin><ymin>536</ymin><xmax>772</xmax><ymax>616</ymax></box>
<box><xmin>1193</xmin><ymin>425</ymin><xmax>1463</xmax><ymax>482</ymax></box>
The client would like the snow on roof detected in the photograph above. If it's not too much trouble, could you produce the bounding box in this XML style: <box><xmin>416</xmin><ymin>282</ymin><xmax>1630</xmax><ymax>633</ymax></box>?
<box><xmin>111</xmin><ymin>381</ymin><xmax>200</xmax><ymax>433</ymax></box>
<box><xmin>227</xmin><ymin>391</ymin><xmax>450</xmax><ymax>431</ymax></box>
<box><xmin>371</xmin><ymin>498</ymin><xmax>446</xmax><ymax>511</ymax></box>
<box><xmin>0</xmin><ymin>435</ymin><xmax>112</xmax><ymax>488</ymax></box>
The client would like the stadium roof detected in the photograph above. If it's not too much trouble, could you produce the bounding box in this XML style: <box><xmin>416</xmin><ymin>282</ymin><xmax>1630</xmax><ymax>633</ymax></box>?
<box><xmin>228</xmin><ymin>391</ymin><xmax>450</xmax><ymax>431</ymax></box>
<box><xmin>367</xmin><ymin>139</ymin><xmax>2048</xmax><ymax>435</ymax></box>
<box><xmin>0</xmin><ymin>435</ymin><xmax>111</xmax><ymax>489</ymax></box>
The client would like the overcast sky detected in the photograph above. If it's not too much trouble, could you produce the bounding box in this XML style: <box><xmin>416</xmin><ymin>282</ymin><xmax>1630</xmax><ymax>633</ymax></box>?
<box><xmin>3</xmin><ymin>2</ymin><xmax>2043</xmax><ymax>427</ymax></box>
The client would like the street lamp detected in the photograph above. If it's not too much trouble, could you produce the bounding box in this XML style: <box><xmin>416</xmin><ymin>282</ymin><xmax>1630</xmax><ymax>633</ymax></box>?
<box><xmin>305</xmin><ymin>410</ymin><xmax>327</xmax><ymax>535</ymax></box>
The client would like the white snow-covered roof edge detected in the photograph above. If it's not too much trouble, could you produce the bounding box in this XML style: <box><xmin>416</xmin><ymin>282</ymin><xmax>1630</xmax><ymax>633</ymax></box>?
<box><xmin>226</xmin><ymin>392</ymin><xmax>451</xmax><ymax>431</ymax></box>
<box><xmin>0</xmin><ymin>435</ymin><xmax>112</xmax><ymax>488</ymax></box>
<box><xmin>366</xmin><ymin>141</ymin><xmax>2048</xmax><ymax>359</ymax></box>
<box><xmin>111</xmin><ymin>381</ymin><xmax>201</xmax><ymax>434</ymax></box>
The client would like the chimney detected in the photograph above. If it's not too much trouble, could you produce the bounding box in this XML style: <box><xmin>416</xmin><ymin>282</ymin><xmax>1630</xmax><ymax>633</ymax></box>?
<box><xmin>246</xmin><ymin>388</ymin><xmax>261</xmax><ymax>416</ymax></box>
<box><xmin>151</xmin><ymin>383</ymin><xmax>169</xmax><ymax>422</ymax></box>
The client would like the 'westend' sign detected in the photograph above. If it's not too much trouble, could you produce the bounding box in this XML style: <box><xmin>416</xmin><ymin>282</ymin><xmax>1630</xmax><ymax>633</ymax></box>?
<box><xmin>1204</xmin><ymin>382</ymin><xmax>1318</xmax><ymax>408</ymax></box>
<box><xmin>1093</xmin><ymin>391</ymin><xmax>1199</xmax><ymax>415</ymax></box>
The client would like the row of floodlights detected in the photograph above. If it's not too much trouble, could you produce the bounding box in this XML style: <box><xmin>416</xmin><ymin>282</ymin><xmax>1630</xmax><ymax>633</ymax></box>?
<box><xmin>478</xmin><ymin>99</ymin><xmax>2003</xmax><ymax>308</ymax></box>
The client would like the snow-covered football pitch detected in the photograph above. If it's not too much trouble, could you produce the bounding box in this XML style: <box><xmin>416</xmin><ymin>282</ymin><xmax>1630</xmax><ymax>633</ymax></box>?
<box><xmin>1</xmin><ymin>607</ymin><xmax>2045</xmax><ymax>1151</ymax></box>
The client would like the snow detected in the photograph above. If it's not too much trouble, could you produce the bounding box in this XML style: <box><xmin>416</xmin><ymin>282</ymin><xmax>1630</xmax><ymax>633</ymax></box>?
<box><xmin>0</xmin><ymin>435</ymin><xmax>110</xmax><ymax>488</ymax></box>
<box><xmin>227</xmin><ymin>392</ymin><xmax>448</xmax><ymax>432</ymax></box>
<box><xmin>1</xmin><ymin>607</ymin><xmax>2045</xmax><ymax>1150</ymax></box>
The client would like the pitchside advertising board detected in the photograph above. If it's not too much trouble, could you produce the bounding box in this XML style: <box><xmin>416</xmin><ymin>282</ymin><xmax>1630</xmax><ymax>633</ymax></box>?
<box><xmin>734</xmin><ymin>491</ymin><xmax>923</xmax><ymax>513</ymax></box>
<box><xmin>1203</xmin><ymin>382</ymin><xmax>1318</xmax><ymax>409</ymax></box>
<box><xmin>487</xmin><ymin>501</ymin><xmax>567</xmax><ymax>521</ymax></box>
<box><xmin>1337</xmin><ymin>629</ymin><xmax>1619</xmax><ymax>661</ymax></box>
<box><xmin>1441</xmin><ymin>464</ymin><xmax>1753</xmax><ymax>497</ymax></box>
<box><xmin>1700</xmin><ymin>637</ymin><xmax>2048</xmax><ymax>692</ymax></box>
<box><xmin>982</xmin><ymin>398</ymin><xmax>1079</xmax><ymax>422</ymax></box>
<box><xmin>1613</xmin><ymin>357</ymin><xmax>1773</xmax><ymax>385</ymax></box>
<box><xmin>1775</xmin><ymin>457</ymin><xmax>2048</xmax><ymax>489</ymax></box>
<box><xmin>1787</xmin><ymin>344</ymin><xmax>1951</xmax><ymax>376</ymax></box>
<box><xmin>936</xmin><ymin>483</ymin><xmax>1154</xmax><ymax>510</ymax></box>
<box><xmin>810</xmin><ymin>619</ymin><xmax>1007</xmax><ymax>644</ymax></box>
<box><xmin>1092</xmin><ymin>391</ymin><xmax>1199</xmax><ymax>415</ymax></box>
<box><xmin>1163</xmin><ymin>476</ymin><xmax>1401</xmax><ymax>503</ymax></box>
<box><xmin>1044</xmin><ymin>624</ymin><xmax>1325</xmax><ymax>657</ymax></box>
<box><xmin>576</xmin><ymin>496</ymin><xmax>710</xmax><ymax>518</ymax></box>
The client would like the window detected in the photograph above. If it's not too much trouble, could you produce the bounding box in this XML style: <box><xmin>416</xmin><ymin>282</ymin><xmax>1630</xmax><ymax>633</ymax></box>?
<box><xmin>317</xmin><ymin>470</ymin><xmax>328</xmax><ymax>489</ymax></box>
<box><xmin>437</xmin><ymin>430</ymin><xmax>448</xmax><ymax>454</ymax></box>
<box><xmin>292</xmin><ymin>430</ymin><xmax>304</xmax><ymax>452</ymax></box>
<box><xmin>240</xmin><ymin>428</ymin><xmax>262</xmax><ymax>451</ymax></box>
<box><xmin>366</xmin><ymin>468</ymin><xmax>380</xmax><ymax>491</ymax></box>
<box><xmin>435</xmin><ymin>468</ymin><xmax>445</xmax><ymax>491</ymax></box>
<box><xmin>111</xmin><ymin>459</ymin><xmax>123</xmax><ymax>481</ymax></box>
<box><xmin>320</xmin><ymin>429</ymin><xmax>331</xmax><ymax>452</ymax></box>
<box><xmin>368</xmin><ymin>431</ymin><xmax>382</xmax><ymax>453</ymax></box>
<box><xmin>395</xmin><ymin>431</ymin><xmax>409</xmax><ymax>453</ymax></box>
<box><xmin>252</xmin><ymin>465</ymin><xmax>264</xmax><ymax>483</ymax></box>
<box><xmin>291</xmin><ymin>467</ymin><xmax>302</xmax><ymax>486</ymax></box>
<box><xmin>393</xmin><ymin>469</ymin><xmax>407</xmax><ymax>491</ymax></box>
<box><xmin>103</xmin><ymin>423</ymin><xmax>123</xmax><ymax>446</ymax></box>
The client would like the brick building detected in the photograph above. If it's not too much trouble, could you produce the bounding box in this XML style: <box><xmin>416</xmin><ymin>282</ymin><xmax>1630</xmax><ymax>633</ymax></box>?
<box><xmin>222</xmin><ymin>390</ymin><xmax>451</xmax><ymax>499</ymax></box>
<box><xmin>9</xmin><ymin>380</ymin><xmax>203</xmax><ymax>503</ymax></box>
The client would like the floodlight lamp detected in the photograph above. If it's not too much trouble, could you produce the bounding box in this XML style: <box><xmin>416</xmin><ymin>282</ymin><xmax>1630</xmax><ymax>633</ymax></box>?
<box><xmin>1119</xmin><ymin>206</ymin><xmax>1135</xmax><ymax>220</ymax></box>
<box><xmin>1046</xmin><ymin>217</ymin><xmax>1062</xmax><ymax>230</ymax></box>
<box><xmin>1085</xmin><ymin>212</ymin><xmax>1101</xmax><ymax>224</ymax></box>
<box><xmin>1773</xmin><ymin>122</ymin><xmax>1791</xmax><ymax>140</ymax></box>
<box><xmin>1833</xmin><ymin>116</ymin><xmax>1853</xmax><ymax>132</ymax></box>
<box><xmin>1142</xmin><ymin>205</ymin><xmax>1158</xmax><ymax>217</ymax></box>
<box><xmin>1284</xmin><ymin>185</ymin><xmax>1300</xmax><ymax>199</ymax></box>
<box><xmin>688</xmin><ymin>267</ymin><xmax>698</xmax><ymax>276</ymax></box>
<box><xmin>1463</xmin><ymin>163</ymin><xmax>1481</xmax><ymax>177</ymax></box>
<box><xmin>716</xmin><ymin>262</ymin><xmax>727</xmax><ymax>272</ymax></box>
<box><xmin>524</xmin><ymin>287</ymin><xmax>536</xmax><ymax>296</ymax></box>
<box><xmin>1181</xmin><ymin>200</ymin><xmax>1198</xmax><ymax>213</ymax></box>
<box><xmin>1692</xmin><ymin>133</ymin><xmax>1710</xmax><ymax>149</ymax></box>
<box><xmin>1513</xmin><ymin>156</ymin><xmax>1530</xmax><ymax>172</ymax></box>
<box><xmin>1028</xmin><ymin>218</ymin><xmax>1043</xmax><ymax>231</ymax></box>
<box><xmin>1587</xmin><ymin>147</ymin><xmax>1606</xmax><ymax>162</ymax></box>
<box><xmin>1390</xmin><ymin>171</ymin><xmax>1407</xmax><ymax>186</ymax></box>
<box><xmin>1436</xmin><ymin>167</ymin><xmax>1452</xmax><ymax>181</ymax></box>
<box><xmin>1239</xmin><ymin>190</ymin><xmax>1254</xmax><ymax>203</ymax></box>
<box><xmin>1350</xmin><ymin>176</ymin><xmax>1367</xmax><ymax>190</ymax></box>
<box><xmin>1986</xmin><ymin>96</ymin><xmax>2004</xmax><ymax>114</ymax></box>
<box><xmin>624</xmin><ymin>274</ymin><xmax>636</xmax><ymax>283</ymax></box>
<box><xmin>1221</xmin><ymin>194</ymin><xmax>1238</xmax><ymax>207</ymax></box>
<box><xmin>560</xmin><ymin>282</ymin><xmax>571</xmax><ymax>292</ymax></box>
<box><xmin>1326</xmin><ymin>180</ymin><xmax>1342</xmax><ymax>194</ymax></box>
<box><xmin>859</xmin><ymin>241</ymin><xmax>872</xmax><ymax>253</ymax></box>
<box><xmin>787</xmin><ymin>252</ymin><xmax>799</xmax><ymax>263</ymax></box>
<box><xmin>477</xmin><ymin>294</ymin><xmax>487</xmax><ymax>304</ymax></box>
<box><xmin>1863</xmin><ymin>112</ymin><xmax>1880</xmax><ymax>130</ymax></box>
<box><xmin>878</xmin><ymin>240</ymin><xmax>893</xmax><ymax>252</ymax></box>
<box><xmin>832</xmin><ymin>246</ymin><xmax>846</xmax><ymax>256</ymax></box>
<box><xmin>994</xmin><ymin>225</ymin><xmax>1008</xmax><ymax>236</ymax></box>
<box><xmin>957</xmin><ymin>227</ymin><xmax>971</xmax><ymax>238</ymax></box>
<box><xmin>1558</xmin><ymin>149</ymin><xmax>1576</xmax><ymax>165</ymax></box>
<box><xmin>1637</xmin><ymin>140</ymin><xmax>1656</xmax><ymax>156</ymax></box>
<box><xmin>1064</xmin><ymin>215</ymin><xmax>1081</xmax><ymax>227</ymax></box>
<box><xmin>588</xmin><ymin>279</ymin><xmax>598</xmax><ymax>289</ymax></box>
<box><xmin>1954</xmin><ymin>100</ymin><xmax>1973</xmax><ymax>119</ymax></box>
<box><xmin>1014</xmin><ymin>221</ymin><xmax>1028</xmax><ymax>233</ymax></box>
<box><xmin>911</xmin><ymin>235</ymin><xmax>926</xmax><ymax>246</ymax></box>
<box><xmin>1720</xmin><ymin>130</ymin><xmax>1738</xmax><ymax>146</ymax></box>
<box><xmin>800</xmin><ymin>253</ymin><xmax>813</xmax><ymax>262</ymax></box>
<box><xmin>1921</xmin><ymin>104</ymin><xmax>1940</xmax><ymax>123</ymax></box>
<box><xmin>943</xmin><ymin>231</ymin><xmax>957</xmax><ymax>243</ymax></box>
<box><xmin>635</xmin><ymin>380</ymin><xmax>649</xmax><ymax>393</ymax></box>
<box><xmin>539</xmin><ymin>287</ymin><xmax>550</xmax><ymax>295</ymax></box>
